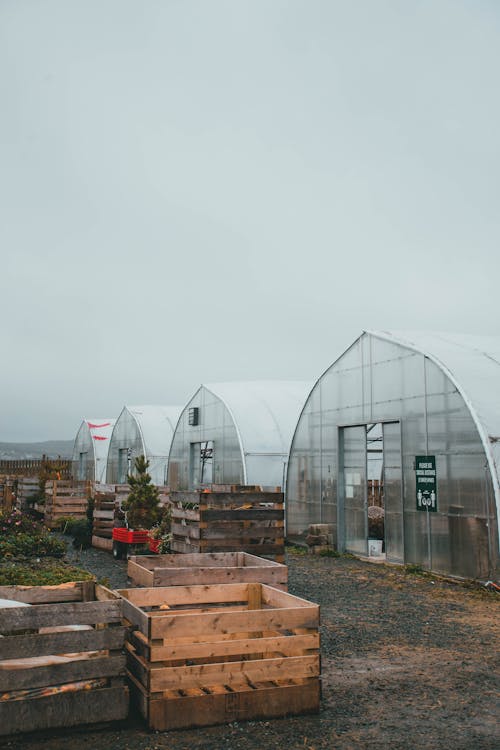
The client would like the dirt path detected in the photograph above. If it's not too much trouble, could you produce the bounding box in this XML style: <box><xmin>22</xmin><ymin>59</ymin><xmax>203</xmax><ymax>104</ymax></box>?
<box><xmin>1</xmin><ymin>550</ymin><xmax>498</xmax><ymax>750</ymax></box>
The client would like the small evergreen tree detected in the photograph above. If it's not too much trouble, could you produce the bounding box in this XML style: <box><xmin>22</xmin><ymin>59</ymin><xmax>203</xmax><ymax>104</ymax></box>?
<box><xmin>122</xmin><ymin>455</ymin><xmax>160</xmax><ymax>530</ymax></box>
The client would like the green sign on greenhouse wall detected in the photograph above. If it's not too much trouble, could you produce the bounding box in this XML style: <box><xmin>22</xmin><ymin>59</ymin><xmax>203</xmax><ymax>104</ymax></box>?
<box><xmin>415</xmin><ymin>455</ymin><xmax>437</xmax><ymax>512</ymax></box>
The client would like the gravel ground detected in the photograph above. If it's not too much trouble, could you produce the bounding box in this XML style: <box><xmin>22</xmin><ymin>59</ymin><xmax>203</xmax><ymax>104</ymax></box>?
<box><xmin>1</xmin><ymin>544</ymin><xmax>499</xmax><ymax>750</ymax></box>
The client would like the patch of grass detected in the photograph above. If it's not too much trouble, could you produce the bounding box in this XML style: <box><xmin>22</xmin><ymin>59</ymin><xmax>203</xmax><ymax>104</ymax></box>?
<box><xmin>404</xmin><ymin>563</ymin><xmax>427</xmax><ymax>576</ymax></box>
<box><xmin>286</xmin><ymin>545</ymin><xmax>309</xmax><ymax>556</ymax></box>
<box><xmin>319</xmin><ymin>548</ymin><xmax>341</xmax><ymax>558</ymax></box>
<box><xmin>0</xmin><ymin>559</ymin><xmax>94</xmax><ymax>586</ymax></box>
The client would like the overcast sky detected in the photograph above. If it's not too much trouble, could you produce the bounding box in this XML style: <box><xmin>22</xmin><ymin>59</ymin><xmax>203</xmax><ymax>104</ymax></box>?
<box><xmin>1</xmin><ymin>0</ymin><xmax>499</xmax><ymax>442</ymax></box>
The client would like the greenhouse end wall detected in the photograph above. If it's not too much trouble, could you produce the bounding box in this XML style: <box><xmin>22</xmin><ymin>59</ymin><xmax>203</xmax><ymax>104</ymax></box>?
<box><xmin>167</xmin><ymin>387</ymin><xmax>244</xmax><ymax>490</ymax></box>
<box><xmin>286</xmin><ymin>334</ymin><xmax>499</xmax><ymax>579</ymax></box>
<box><xmin>106</xmin><ymin>410</ymin><xmax>144</xmax><ymax>484</ymax></box>
<box><xmin>72</xmin><ymin>425</ymin><xmax>96</xmax><ymax>482</ymax></box>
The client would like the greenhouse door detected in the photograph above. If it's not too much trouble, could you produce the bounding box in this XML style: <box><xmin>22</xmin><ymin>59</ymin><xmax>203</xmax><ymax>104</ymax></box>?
<box><xmin>383</xmin><ymin>422</ymin><xmax>404</xmax><ymax>563</ymax></box>
<box><xmin>189</xmin><ymin>441</ymin><xmax>214</xmax><ymax>488</ymax></box>
<box><xmin>78</xmin><ymin>452</ymin><xmax>88</xmax><ymax>481</ymax></box>
<box><xmin>340</xmin><ymin>426</ymin><xmax>368</xmax><ymax>556</ymax></box>
<box><xmin>118</xmin><ymin>448</ymin><xmax>131</xmax><ymax>484</ymax></box>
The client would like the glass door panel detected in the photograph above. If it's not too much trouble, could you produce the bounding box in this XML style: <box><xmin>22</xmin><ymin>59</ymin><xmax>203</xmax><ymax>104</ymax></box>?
<box><xmin>383</xmin><ymin>422</ymin><xmax>404</xmax><ymax>563</ymax></box>
<box><xmin>342</xmin><ymin>426</ymin><xmax>367</xmax><ymax>555</ymax></box>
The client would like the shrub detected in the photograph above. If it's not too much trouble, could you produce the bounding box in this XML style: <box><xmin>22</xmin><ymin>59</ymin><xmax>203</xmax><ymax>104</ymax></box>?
<box><xmin>0</xmin><ymin>532</ymin><xmax>66</xmax><ymax>559</ymax></box>
<box><xmin>0</xmin><ymin>509</ymin><xmax>44</xmax><ymax>536</ymax></box>
<box><xmin>122</xmin><ymin>455</ymin><xmax>161</xmax><ymax>530</ymax></box>
<box><xmin>70</xmin><ymin>519</ymin><xmax>92</xmax><ymax>549</ymax></box>
<box><xmin>0</xmin><ymin>509</ymin><xmax>66</xmax><ymax>559</ymax></box>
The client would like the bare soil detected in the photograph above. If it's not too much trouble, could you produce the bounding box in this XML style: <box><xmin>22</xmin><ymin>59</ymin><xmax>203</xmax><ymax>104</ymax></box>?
<box><xmin>1</xmin><ymin>548</ymin><xmax>498</xmax><ymax>750</ymax></box>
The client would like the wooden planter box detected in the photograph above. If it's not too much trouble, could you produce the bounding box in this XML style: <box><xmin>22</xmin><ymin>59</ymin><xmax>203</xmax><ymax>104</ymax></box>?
<box><xmin>127</xmin><ymin>551</ymin><xmax>288</xmax><ymax>590</ymax></box>
<box><xmin>92</xmin><ymin>490</ymin><xmax>116</xmax><ymax>540</ymax></box>
<box><xmin>117</xmin><ymin>582</ymin><xmax>320</xmax><ymax>731</ymax></box>
<box><xmin>170</xmin><ymin>490</ymin><xmax>285</xmax><ymax>562</ymax></box>
<box><xmin>44</xmin><ymin>480</ymin><xmax>89</xmax><ymax>528</ymax></box>
<box><xmin>0</xmin><ymin>581</ymin><xmax>129</xmax><ymax>736</ymax></box>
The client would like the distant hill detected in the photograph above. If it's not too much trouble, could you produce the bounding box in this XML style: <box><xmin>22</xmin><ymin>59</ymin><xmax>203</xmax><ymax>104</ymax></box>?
<box><xmin>0</xmin><ymin>440</ymin><xmax>74</xmax><ymax>460</ymax></box>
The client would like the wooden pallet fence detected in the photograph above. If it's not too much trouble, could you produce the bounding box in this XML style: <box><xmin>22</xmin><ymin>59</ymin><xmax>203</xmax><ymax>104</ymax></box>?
<box><xmin>116</xmin><ymin>582</ymin><xmax>320</xmax><ymax>731</ymax></box>
<box><xmin>170</xmin><ymin>490</ymin><xmax>285</xmax><ymax>562</ymax></box>
<box><xmin>127</xmin><ymin>551</ymin><xmax>288</xmax><ymax>589</ymax></box>
<box><xmin>157</xmin><ymin>486</ymin><xmax>170</xmax><ymax>508</ymax></box>
<box><xmin>43</xmin><ymin>480</ymin><xmax>90</xmax><ymax>528</ymax></box>
<box><xmin>0</xmin><ymin>476</ymin><xmax>17</xmax><ymax>513</ymax></box>
<box><xmin>0</xmin><ymin>581</ymin><xmax>129</xmax><ymax>736</ymax></box>
<box><xmin>0</xmin><ymin>459</ymin><xmax>72</xmax><ymax>479</ymax></box>
<box><xmin>93</xmin><ymin>490</ymin><xmax>117</xmax><ymax>540</ymax></box>
<box><xmin>16</xmin><ymin>477</ymin><xmax>40</xmax><ymax>511</ymax></box>
<box><xmin>91</xmin><ymin>489</ymin><xmax>116</xmax><ymax>552</ymax></box>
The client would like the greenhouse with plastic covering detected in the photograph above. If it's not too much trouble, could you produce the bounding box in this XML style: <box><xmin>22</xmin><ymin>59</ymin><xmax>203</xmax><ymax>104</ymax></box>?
<box><xmin>286</xmin><ymin>331</ymin><xmax>500</xmax><ymax>580</ymax></box>
<box><xmin>71</xmin><ymin>418</ymin><xmax>116</xmax><ymax>482</ymax></box>
<box><xmin>167</xmin><ymin>381</ymin><xmax>311</xmax><ymax>491</ymax></box>
<box><xmin>106</xmin><ymin>405</ymin><xmax>182</xmax><ymax>486</ymax></box>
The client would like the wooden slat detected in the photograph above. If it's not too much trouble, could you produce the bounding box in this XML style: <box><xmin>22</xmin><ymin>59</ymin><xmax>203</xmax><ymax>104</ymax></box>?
<box><xmin>147</xmin><ymin>654</ymin><xmax>319</xmax><ymax>691</ymax></box>
<box><xmin>151</xmin><ymin>566</ymin><xmax>287</xmax><ymax>588</ymax></box>
<box><xmin>199</xmin><ymin>525</ymin><xmax>284</xmax><ymax>540</ymax></box>
<box><xmin>261</xmin><ymin>586</ymin><xmax>317</xmax><ymax>609</ymax></box>
<box><xmin>150</xmin><ymin>606</ymin><xmax>319</xmax><ymax>640</ymax></box>
<box><xmin>0</xmin><ymin>582</ymin><xmax>87</xmax><ymax>604</ymax></box>
<box><xmin>0</xmin><ymin>654</ymin><xmax>126</xmax><ymax>692</ymax></box>
<box><xmin>143</xmin><ymin>680</ymin><xmax>318</xmax><ymax>731</ymax></box>
<box><xmin>201</xmin><ymin>509</ymin><xmax>283</xmax><ymax>522</ymax></box>
<box><xmin>0</xmin><ymin>685</ymin><xmax>129</xmax><ymax>736</ymax></box>
<box><xmin>172</xmin><ymin>508</ymin><xmax>200</xmax><ymax>522</ymax></box>
<box><xmin>92</xmin><ymin>535</ymin><xmax>113</xmax><ymax>551</ymax></box>
<box><xmin>171</xmin><ymin>522</ymin><xmax>201</xmax><ymax>539</ymax></box>
<box><xmin>0</xmin><ymin>626</ymin><xmax>128</xmax><ymax>661</ymax></box>
<box><xmin>144</xmin><ymin>633</ymin><xmax>319</xmax><ymax>663</ymax></box>
<box><xmin>117</xmin><ymin>583</ymin><xmax>251</xmax><ymax>608</ymax></box>
<box><xmin>120</xmin><ymin>597</ymin><xmax>150</xmax><ymax>638</ymax></box>
<box><xmin>127</xmin><ymin>560</ymin><xmax>153</xmax><ymax>587</ymax></box>
<box><xmin>0</xmin><ymin>600</ymin><xmax>121</xmax><ymax>632</ymax></box>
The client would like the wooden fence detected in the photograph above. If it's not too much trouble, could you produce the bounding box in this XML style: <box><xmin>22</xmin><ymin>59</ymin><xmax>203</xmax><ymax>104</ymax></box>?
<box><xmin>0</xmin><ymin>458</ymin><xmax>72</xmax><ymax>479</ymax></box>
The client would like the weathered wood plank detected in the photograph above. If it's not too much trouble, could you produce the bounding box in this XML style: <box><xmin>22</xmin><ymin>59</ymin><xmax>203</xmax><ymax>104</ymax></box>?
<box><xmin>150</xmin><ymin>566</ymin><xmax>287</xmax><ymax>589</ymax></box>
<box><xmin>0</xmin><ymin>654</ymin><xmax>126</xmax><ymax>692</ymax></box>
<box><xmin>142</xmin><ymin>633</ymin><xmax>320</xmax><ymax>663</ymax></box>
<box><xmin>0</xmin><ymin>626</ymin><xmax>128</xmax><ymax>661</ymax></box>
<box><xmin>150</xmin><ymin>606</ymin><xmax>319</xmax><ymax>640</ymax></box>
<box><xmin>0</xmin><ymin>600</ymin><xmax>121</xmax><ymax>631</ymax></box>
<box><xmin>0</xmin><ymin>582</ymin><xmax>86</xmax><ymax>604</ymax></box>
<box><xmin>117</xmin><ymin>583</ymin><xmax>250</xmax><ymax>608</ymax></box>
<box><xmin>171</xmin><ymin>522</ymin><xmax>201</xmax><ymax>540</ymax></box>
<box><xmin>145</xmin><ymin>654</ymin><xmax>320</xmax><ymax>691</ymax></box>
<box><xmin>201</xmin><ymin>509</ymin><xmax>283</xmax><ymax>522</ymax></box>
<box><xmin>0</xmin><ymin>685</ymin><xmax>129</xmax><ymax>736</ymax></box>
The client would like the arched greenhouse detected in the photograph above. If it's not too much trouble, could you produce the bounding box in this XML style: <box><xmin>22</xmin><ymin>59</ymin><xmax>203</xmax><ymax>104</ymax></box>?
<box><xmin>286</xmin><ymin>331</ymin><xmax>500</xmax><ymax>580</ymax></box>
<box><xmin>72</xmin><ymin>418</ymin><xmax>116</xmax><ymax>483</ymax></box>
<box><xmin>168</xmin><ymin>381</ymin><xmax>311</xmax><ymax>491</ymax></box>
<box><xmin>106</xmin><ymin>405</ymin><xmax>182</xmax><ymax>486</ymax></box>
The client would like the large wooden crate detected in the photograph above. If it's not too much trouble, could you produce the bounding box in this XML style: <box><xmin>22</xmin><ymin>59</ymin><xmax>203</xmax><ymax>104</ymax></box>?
<box><xmin>118</xmin><ymin>582</ymin><xmax>320</xmax><ymax>731</ymax></box>
<box><xmin>128</xmin><ymin>551</ymin><xmax>288</xmax><ymax>590</ymax></box>
<box><xmin>92</xmin><ymin>489</ymin><xmax>117</xmax><ymax>540</ymax></box>
<box><xmin>170</xmin><ymin>490</ymin><xmax>285</xmax><ymax>562</ymax></box>
<box><xmin>0</xmin><ymin>581</ymin><xmax>129</xmax><ymax>736</ymax></box>
<box><xmin>44</xmin><ymin>480</ymin><xmax>89</xmax><ymax>527</ymax></box>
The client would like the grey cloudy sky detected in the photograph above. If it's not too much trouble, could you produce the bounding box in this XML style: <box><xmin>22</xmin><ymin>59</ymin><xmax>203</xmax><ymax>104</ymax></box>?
<box><xmin>1</xmin><ymin>0</ymin><xmax>499</xmax><ymax>442</ymax></box>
